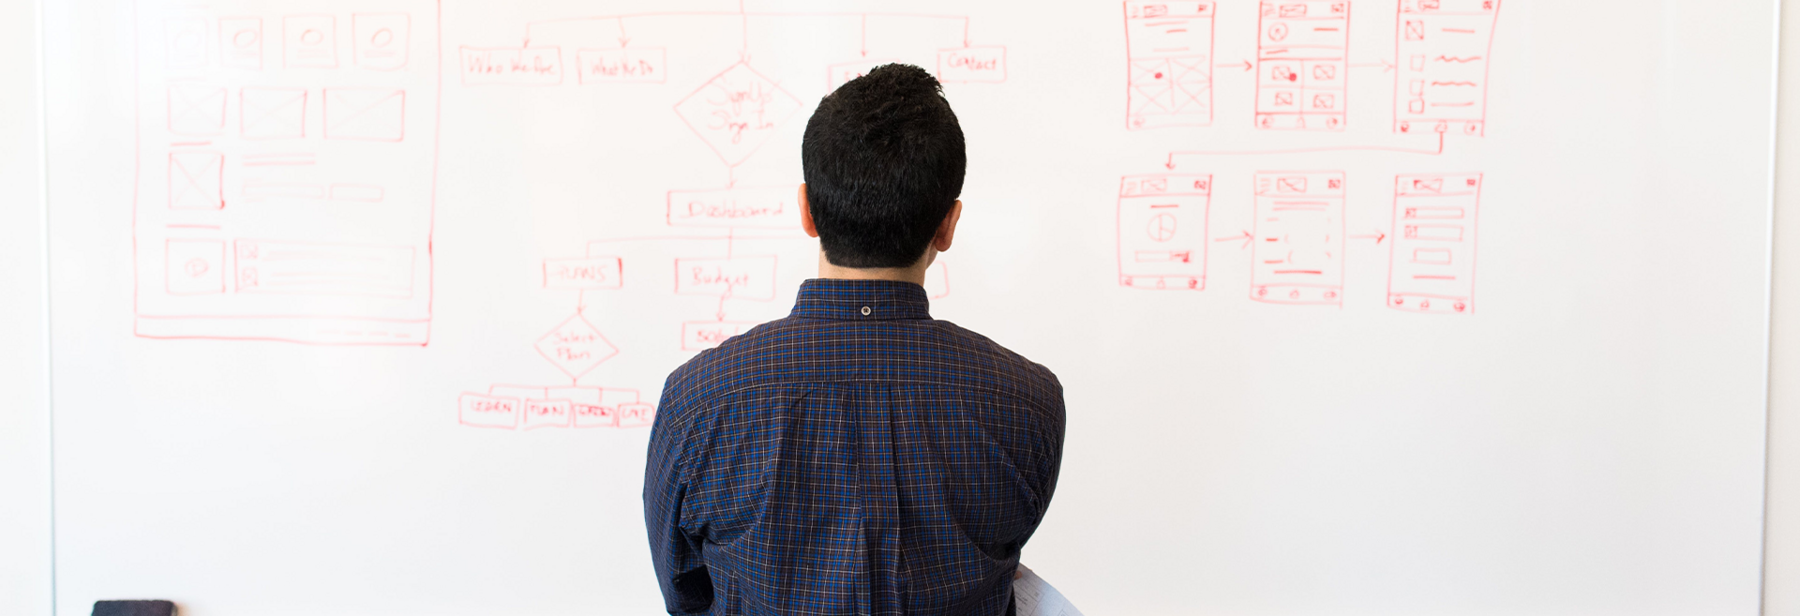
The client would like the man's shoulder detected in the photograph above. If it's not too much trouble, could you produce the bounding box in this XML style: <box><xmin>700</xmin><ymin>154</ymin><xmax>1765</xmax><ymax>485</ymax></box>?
<box><xmin>662</xmin><ymin>314</ymin><xmax>1062</xmax><ymax>408</ymax></box>
<box><xmin>916</xmin><ymin>318</ymin><xmax>1064</xmax><ymax>399</ymax></box>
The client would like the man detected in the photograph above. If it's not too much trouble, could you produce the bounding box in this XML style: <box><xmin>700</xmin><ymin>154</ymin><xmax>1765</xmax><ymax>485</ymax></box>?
<box><xmin>644</xmin><ymin>64</ymin><xmax>1065</xmax><ymax>616</ymax></box>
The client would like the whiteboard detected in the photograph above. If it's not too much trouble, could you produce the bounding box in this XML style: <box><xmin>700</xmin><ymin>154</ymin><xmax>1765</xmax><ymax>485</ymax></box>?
<box><xmin>0</xmin><ymin>0</ymin><xmax>52</xmax><ymax>614</ymax></box>
<box><xmin>43</xmin><ymin>0</ymin><xmax>1777</xmax><ymax>614</ymax></box>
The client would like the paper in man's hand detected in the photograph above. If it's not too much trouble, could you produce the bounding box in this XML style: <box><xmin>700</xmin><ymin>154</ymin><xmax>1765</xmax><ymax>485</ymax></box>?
<box><xmin>1013</xmin><ymin>566</ymin><xmax>1083</xmax><ymax>616</ymax></box>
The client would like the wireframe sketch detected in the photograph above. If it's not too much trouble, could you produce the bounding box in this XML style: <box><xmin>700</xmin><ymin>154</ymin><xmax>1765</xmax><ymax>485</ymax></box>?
<box><xmin>133</xmin><ymin>0</ymin><xmax>440</xmax><ymax>345</ymax></box>
<box><xmin>1118</xmin><ymin>174</ymin><xmax>1211</xmax><ymax>290</ymax></box>
<box><xmin>1256</xmin><ymin>1</ymin><xmax>1350</xmax><ymax>131</ymax></box>
<box><xmin>1124</xmin><ymin>2</ymin><xmax>1215</xmax><ymax>129</ymax></box>
<box><xmin>1252</xmin><ymin>171</ymin><xmax>1346</xmax><ymax>304</ymax></box>
<box><xmin>1388</xmin><ymin>173</ymin><xmax>1481</xmax><ymax>313</ymax></box>
<box><xmin>1395</xmin><ymin>0</ymin><xmax>1499</xmax><ymax>136</ymax></box>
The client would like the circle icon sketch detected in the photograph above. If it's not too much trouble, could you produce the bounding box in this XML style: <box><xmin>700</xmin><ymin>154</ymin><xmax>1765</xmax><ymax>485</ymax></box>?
<box><xmin>1146</xmin><ymin>214</ymin><xmax>1178</xmax><ymax>242</ymax></box>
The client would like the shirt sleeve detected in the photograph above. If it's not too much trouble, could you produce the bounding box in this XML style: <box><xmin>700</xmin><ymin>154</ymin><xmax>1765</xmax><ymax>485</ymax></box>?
<box><xmin>1029</xmin><ymin>372</ymin><xmax>1068</xmax><ymax>530</ymax></box>
<box><xmin>644</xmin><ymin>375</ymin><xmax>713</xmax><ymax>615</ymax></box>
<box><xmin>1037</xmin><ymin>384</ymin><xmax>1067</xmax><ymax>524</ymax></box>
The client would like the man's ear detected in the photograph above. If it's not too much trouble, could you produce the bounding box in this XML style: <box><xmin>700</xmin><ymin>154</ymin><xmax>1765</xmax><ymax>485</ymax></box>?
<box><xmin>932</xmin><ymin>200</ymin><xmax>963</xmax><ymax>253</ymax></box>
<box><xmin>798</xmin><ymin>184</ymin><xmax>819</xmax><ymax>238</ymax></box>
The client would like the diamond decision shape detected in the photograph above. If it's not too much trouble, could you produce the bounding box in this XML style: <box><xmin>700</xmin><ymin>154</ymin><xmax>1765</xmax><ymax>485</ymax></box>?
<box><xmin>535</xmin><ymin>314</ymin><xmax>619</xmax><ymax>380</ymax></box>
<box><xmin>674</xmin><ymin>62</ymin><xmax>801</xmax><ymax>167</ymax></box>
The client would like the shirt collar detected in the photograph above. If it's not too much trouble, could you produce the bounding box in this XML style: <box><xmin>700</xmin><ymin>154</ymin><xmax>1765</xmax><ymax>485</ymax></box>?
<box><xmin>790</xmin><ymin>278</ymin><xmax>933</xmax><ymax>321</ymax></box>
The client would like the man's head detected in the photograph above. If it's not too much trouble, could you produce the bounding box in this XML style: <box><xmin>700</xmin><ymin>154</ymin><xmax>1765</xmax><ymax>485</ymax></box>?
<box><xmin>800</xmin><ymin>64</ymin><xmax>966</xmax><ymax>270</ymax></box>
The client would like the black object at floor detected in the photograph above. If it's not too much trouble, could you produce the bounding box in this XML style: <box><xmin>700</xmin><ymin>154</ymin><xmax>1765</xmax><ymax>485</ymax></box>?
<box><xmin>92</xmin><ymin>600</ymin><xmax>176</xmax><ymax>616</ymax></box>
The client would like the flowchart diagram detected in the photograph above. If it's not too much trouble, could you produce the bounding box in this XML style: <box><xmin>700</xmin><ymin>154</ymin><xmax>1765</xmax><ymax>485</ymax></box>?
<box><xmin>1118</xmin><ymin>0</ymin><xmax>1496</xmax><ymax>314</ymax></box>
<box><xmin>449</xmin><ymin>5</ymin><xmax>978</xmax><ymax>432</ymax></box>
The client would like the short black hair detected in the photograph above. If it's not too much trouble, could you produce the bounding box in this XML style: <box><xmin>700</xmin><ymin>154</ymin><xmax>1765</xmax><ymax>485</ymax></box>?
<box><xmin>802</xmin><ymin>64</ymin><xmax>966</xmax><ymax>269</ymax></box>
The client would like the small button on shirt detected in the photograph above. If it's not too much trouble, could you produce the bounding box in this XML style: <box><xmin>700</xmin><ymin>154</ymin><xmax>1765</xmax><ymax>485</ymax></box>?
<box><xmin>644</xmin><ymin>279</ymin><xmax>1066</xmax><ymax>616</ymax></box>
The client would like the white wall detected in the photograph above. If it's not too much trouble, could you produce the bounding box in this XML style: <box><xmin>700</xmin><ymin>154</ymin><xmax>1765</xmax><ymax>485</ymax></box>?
<box><xmin>1768</xmin><ymin>1</ymin><xmax>1800</xmax><ymax>614</ymax></box>
<box><xmin>0</xmin><ymin>0</ymin><xmax>52</xmax><ymax>613</ymax></box>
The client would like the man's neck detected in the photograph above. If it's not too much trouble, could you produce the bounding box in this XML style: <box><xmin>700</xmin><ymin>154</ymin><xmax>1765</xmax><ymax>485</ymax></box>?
<box><xmin>816</xmin><ymin>251</ymin><xmax>933</xmax><ymax>286</ymax></box>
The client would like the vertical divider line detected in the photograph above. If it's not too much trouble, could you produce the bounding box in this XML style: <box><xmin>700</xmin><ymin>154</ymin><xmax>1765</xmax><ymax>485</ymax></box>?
<box><xmin>1763</xmin><ymin>0</ymin><xmax>1789</xmax><ymax>613</ymax></box>
<box><xmin>35</xmin><ymin>0</ymin><xmax>55</xmax><ymax>612</ymax></box>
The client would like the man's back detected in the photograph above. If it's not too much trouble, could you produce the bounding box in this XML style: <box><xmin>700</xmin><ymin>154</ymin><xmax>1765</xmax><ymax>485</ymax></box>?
<box><xmin>645</xmin><ymin>279</ymin><xmax>1065</xmax><ymax>616</ymax></box>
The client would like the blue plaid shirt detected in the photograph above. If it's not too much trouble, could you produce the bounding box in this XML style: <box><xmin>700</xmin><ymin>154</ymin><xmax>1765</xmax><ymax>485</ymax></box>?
<box><xmin>645</xmin><ymin>279</ymin><xmax>1065</xmax><ymax>616</ymax></box>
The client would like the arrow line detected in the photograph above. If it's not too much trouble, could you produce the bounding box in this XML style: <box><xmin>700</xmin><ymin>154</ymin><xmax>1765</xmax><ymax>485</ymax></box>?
<box><xmin>616</xmin><ymin>17</ymin><xmax>630</xmax><ymax>47</ymax></box>
<box><xmin>1350</xmin><ymin>231</ymin><xmax>1388</xmax><ymax>244</ymax></box>
<box><xmin>577</xmin><ymin>290</ymin><xmax>588</xmax><ymax>312</ymax></box>
<box><xmin>1350</xmin><ymin>58</ymin><xmax>1394</xmax><ymax>71</ymax></box>
<box><xmin>1166</xmin><ymin>132</ymin><xmax>1443</xmax><ymax>168</ymax></box>
<box><xmin>1212</xmin><ymin>230</ymin><xmax>1254</xmax><ymax>249</ymax></box>
<box><xmin>1214</xmin><ymin>59</ymin><xmax>1253</xmax><ymax>72</ymax></box>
